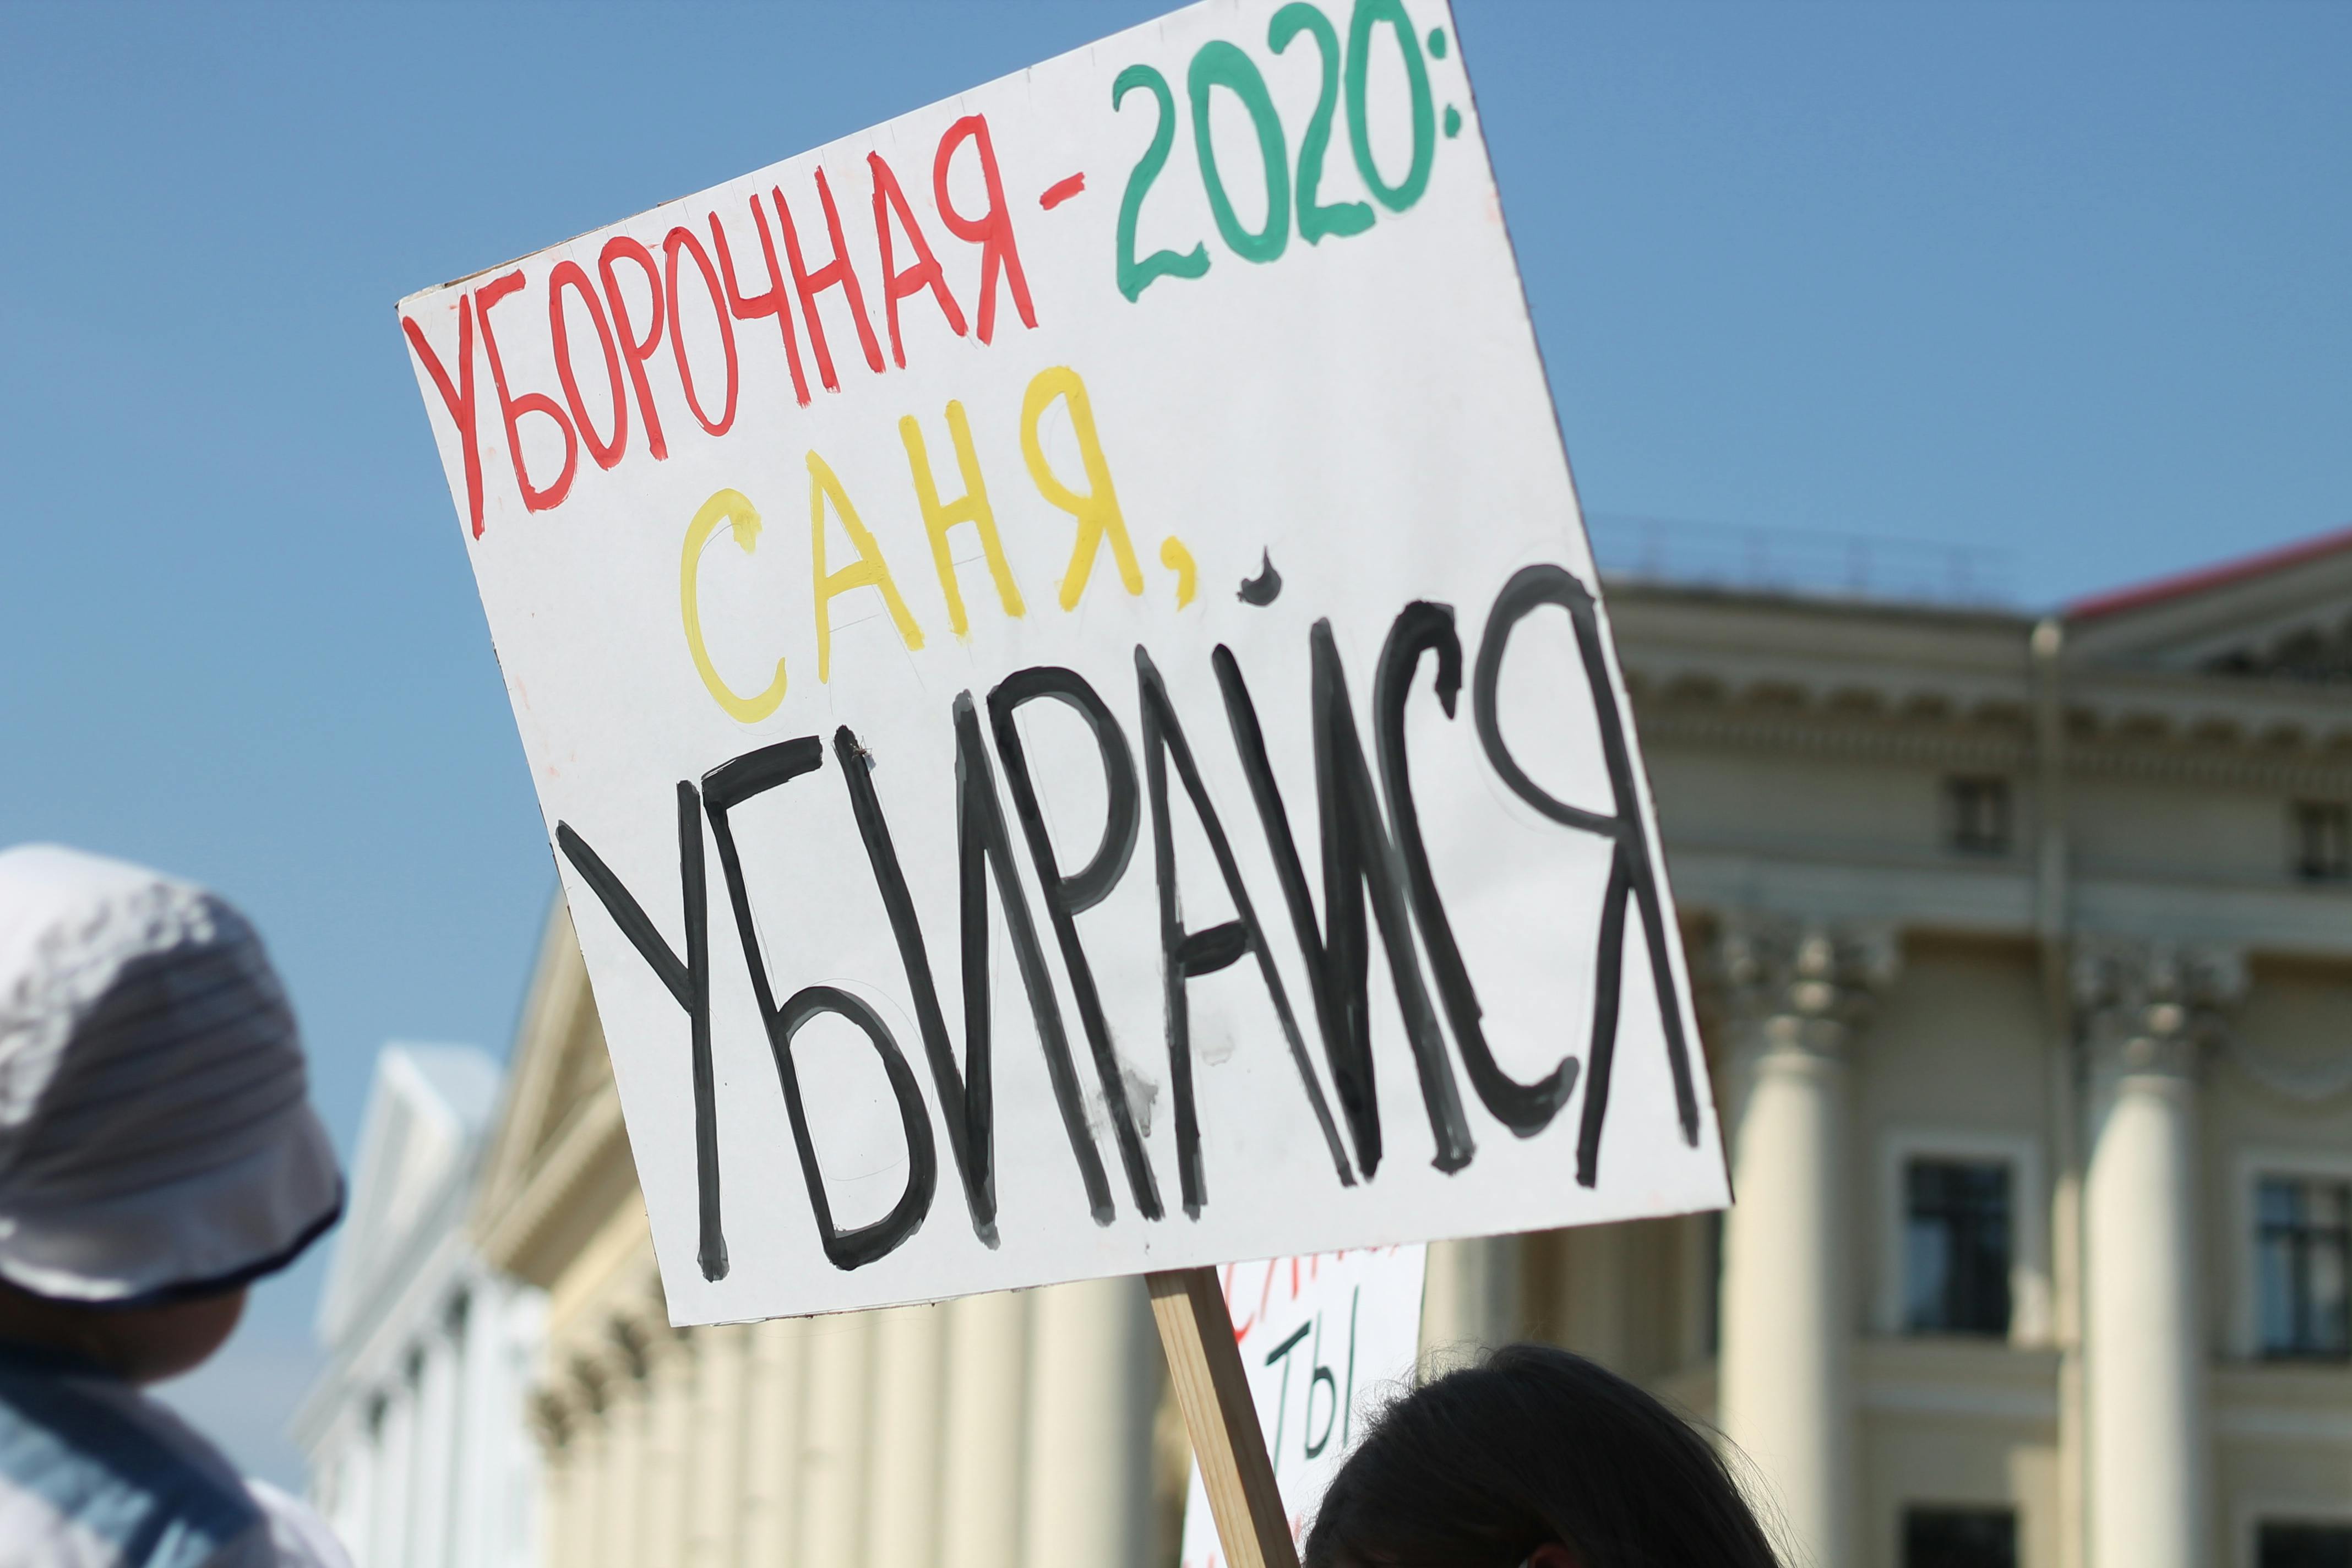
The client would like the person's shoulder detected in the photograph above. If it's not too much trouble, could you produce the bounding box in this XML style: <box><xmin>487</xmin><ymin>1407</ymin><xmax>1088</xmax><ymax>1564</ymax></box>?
<box><xmin>0</xmin><ymin>1344</ymin><xmax>266</xmax><ymax>1568</ymax></box>
<box><xmin>242</xmin><ymin>1482</ymin><xmax>350</xmax><ymax>1568</ymax></box>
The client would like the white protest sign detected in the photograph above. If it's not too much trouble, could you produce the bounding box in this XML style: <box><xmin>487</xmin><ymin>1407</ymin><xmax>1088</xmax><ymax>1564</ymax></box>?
<box><xmin>1178</xmin><ymin>1248</ymin><xmax>1427</xmax><ymax>1567</ymax></box>
<box><xmin>399</xmin><ymin>0</ymin><xmax>1728</xmax><ymax>1326</ymax></box>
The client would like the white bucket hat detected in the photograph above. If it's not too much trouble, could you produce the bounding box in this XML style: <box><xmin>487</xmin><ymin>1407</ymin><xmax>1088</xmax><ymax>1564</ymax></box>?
<box><xmin>0</xmin><ymin>845</ymin><xmax>342</xmax><ymax>1305</ymax></box>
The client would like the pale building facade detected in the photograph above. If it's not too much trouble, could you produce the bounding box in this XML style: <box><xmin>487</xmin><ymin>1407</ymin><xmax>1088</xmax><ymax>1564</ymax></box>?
<box><xmin>296</xmin><ymin>1044</ymin><xmax>547</xmax><ymax>1568</ymax></box>
<box><xmin>1569</xmin><ymin>531</ymin><xmax>2352</xmax><ymax>1568</ymax></box>
<box><xmin>478</xmin><ymin>532</ymin><xmax>2352</xmax><ymax>1568</ymax></box>
<box><xmin>470</xmin><ymin>905</ymin><xmax>1172</xmax><ymax>1568</ymax></box>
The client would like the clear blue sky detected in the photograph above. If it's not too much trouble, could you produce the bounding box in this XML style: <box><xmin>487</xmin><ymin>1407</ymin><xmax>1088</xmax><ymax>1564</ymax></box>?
<box><xmin>1</xmin><ymin>0</ymin><xmax>2343</xmax><ymax>1486</ymax></box>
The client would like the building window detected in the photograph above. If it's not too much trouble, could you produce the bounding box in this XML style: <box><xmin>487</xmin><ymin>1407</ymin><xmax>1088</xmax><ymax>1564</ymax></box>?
<box><xmin>1943</xmin><ymin>776</ymin><xmax>2011</xmax><ymax>856</ymax></box>
<box><xmin>2290</xmin><ymin>802</ymin><xmax>2351</xmax><ymax>882</ymax></box>
<box><xmin>2259</xmin><ymin>1522</ymin><xmax>2352</xmax><ymax>1568</ymax></box>
<box><xmin>2258</xmin><ymin>1175</ymin><xmax>2350</xmax><ymax>1359</ymax></box>
<box><xmin>1904</xmin><ymin>1506</ymin><xmax>2017</xmax><ymax>1568</ymax></box>
<box><xmin>1904</xmin><ymin>1159</ymin><xmax>2012</xmax><ymax>1336</ymax></box>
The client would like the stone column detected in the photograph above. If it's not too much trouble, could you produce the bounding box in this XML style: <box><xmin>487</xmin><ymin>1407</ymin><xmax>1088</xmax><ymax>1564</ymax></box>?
<box><xmin>686</xmin><ymin>1325</ymin><xmax>750</xmax><ymax>1568</ymax></box>
<box><xmin>739</xmin><ymin>1316</ymin><xmax>809</xmax><ymax>1568</ymax></box>
<box><xmin>335</xmin><ymin>1416</ymin><xmax>377</xmax><ymax>1568</ymax></box>
<box><xmin>868</xmin><ymin>1304</ymin><xmax>949</xmax><ymax>1568</ymax></box>
<box><xmin>2074</xmin><ymin>941</ymin><xmax>2233</xmax><ymax>1568</ymax></box>
<box><xmin>544</xmin><ymin>1357</ymin><xmax>611</xmax><ymax>1568</ymax></box>
<box><xmin>640</xmin><ymin>1322</ymin><xmax>698</xmax><ymax>1568</ymax></box>
<box><xmin>1419</xmin><ymin>1237</ymin><xmax>1524</xmax><ymax>1367</ymax></box>
<box><xmin>796</xmin><ymin>1313</ymin><xmax>875</xmax><ymax>1568</ymax></box>
<box><xmin>939</xmin><ymin>1289</ymin><xmax>1031</xmax><ymax>1568</ymax></box>
<box><xmin>525</xmin><ymin>1385</ymin><xmax>579</xmax><ymax>1568</ymax></box>
<box><xmin>598</xmin><ymin>1320</ymin><xmax>652</xmax><ymax>1568</ymax></box>
<box><xmin>1021</xmin><ymin>1277</ymin><xmax>1157</xmax><ymax>1568</ymax></box>
<box><xmin>376</xmin><ymin>1368</ymin><xmax>416</xmax><ymax>1568</ymax></box>
<box><xmin>1554</xmin><ymin>1222</ymin><xmax>1635</xmax><ymax>1373</ymax></box>
<box><xmin>1713</xmin><ymin>915</ymin><xmax>1897</xmax><ymax>1568</ymax></box>
<box><xmin>439</xmin><ymin>1293</ymin><xmax>473</xmax><ymax>1568</ymax></box>
<box><xmin>567</xmin><ymin>1359</ymin><xmax>617</xmax><ymax>1568</ymax></box>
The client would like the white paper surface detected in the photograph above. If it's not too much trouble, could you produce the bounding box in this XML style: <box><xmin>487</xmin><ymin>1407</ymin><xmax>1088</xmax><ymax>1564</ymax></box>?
<box><xmin>1177</xmin><ymin>1247</ymin><xmax>1428</xmax><ymax>1566</ymax></box>
<box><xmin>400</xmin><ymin>0</ymin><xmax>1728</xmax><ymax>1325</ymax></box>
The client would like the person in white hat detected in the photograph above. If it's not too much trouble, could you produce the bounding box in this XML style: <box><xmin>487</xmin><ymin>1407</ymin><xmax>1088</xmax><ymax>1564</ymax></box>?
<box><xmin>0</xmin><ymin>844</ymin><xmax>349</xmax><ymax>1567</ymax></box>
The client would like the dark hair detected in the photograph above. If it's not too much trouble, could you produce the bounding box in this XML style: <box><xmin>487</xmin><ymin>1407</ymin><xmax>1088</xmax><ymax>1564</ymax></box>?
<box><xmin>1303</xmin><ymin>1343</ymin><xmax>1781</xmax><ymax>1568</ymax></box>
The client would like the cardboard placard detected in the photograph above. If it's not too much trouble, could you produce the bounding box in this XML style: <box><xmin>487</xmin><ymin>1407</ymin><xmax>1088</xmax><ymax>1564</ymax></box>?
<box><xmin>400</xmin><ymin>0</ymin><xmax>1727</xmax><ymax>1326</ymax></box>
<box><xmin>1178</xmin><ymin>1249</ymin><xmax>1428</xmax><ymax>1566</ymax></box>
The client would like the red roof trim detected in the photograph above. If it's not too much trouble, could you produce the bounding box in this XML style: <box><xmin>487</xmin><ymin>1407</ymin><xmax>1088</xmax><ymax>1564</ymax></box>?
<box><xmin>2066</xmin><ymin>522</ymin><xmax>2352</xmax><ymax>623</ymax></box>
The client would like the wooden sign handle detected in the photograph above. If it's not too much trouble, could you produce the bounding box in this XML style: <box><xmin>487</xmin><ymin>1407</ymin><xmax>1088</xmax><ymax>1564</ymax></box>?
<box><xmin>1147</xmin><ymin>1265</ymin><xmax>1302</xmax><ymax>1568</ymax></box>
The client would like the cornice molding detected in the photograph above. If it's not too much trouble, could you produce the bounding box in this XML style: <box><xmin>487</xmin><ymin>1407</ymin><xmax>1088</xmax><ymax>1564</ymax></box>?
<box><xmin>1633</xmin><ymin>708</ymin><xmax>2027</xmax><ymax>771</ymax></box>
<box><xmin>473</xmin><ymin>1081</ymin><xmax>634</xmax><ymax>1288</ymax></box>
<box><xmin>1668</xmin><ymin>848</ymin><xmax>2352</xmax><ymax>962</ymax></box>
<box><xmin>1632</xmin><ymin>702</ymin><xmax>2352</xmax><ymax>794</ymax></box>
<box><xmin>2066</xmin><ymin>742</ymin><xmax>2352</xmax><ymax>796</ymax></box>
<box><xmin>473</xmin><ymin>897</ymin><xmax>595</xmax><ymax>1235</ymax></box>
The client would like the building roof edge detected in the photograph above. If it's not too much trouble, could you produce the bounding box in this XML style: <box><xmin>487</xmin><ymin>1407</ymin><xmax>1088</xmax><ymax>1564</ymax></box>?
<box><xmin>2066</xmin><ymin>524</ymin><xmax>2352</xmax><ymax>623</ymax></box>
